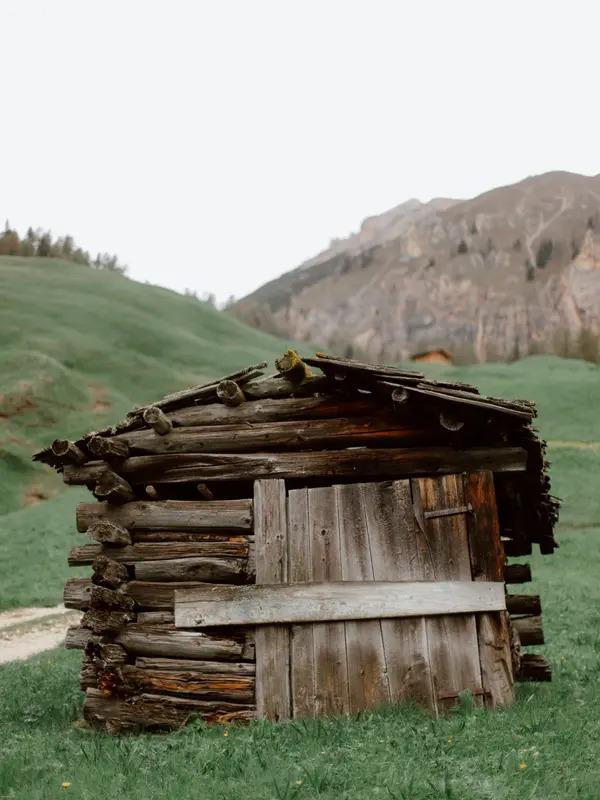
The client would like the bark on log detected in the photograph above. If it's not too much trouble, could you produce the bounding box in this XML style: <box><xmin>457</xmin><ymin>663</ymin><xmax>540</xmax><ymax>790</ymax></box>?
<box><xmin>136</xmin><ymin>611</ymin><xmax>174</xmax><ymax>624</ymax></box>
<box><xmin>516</xmin><ymin>654</ymin><xmax>552</xmax><ymax>682</ymax></box>
<box><xmin>92</xmin><ymin>555</ymin><xmax>129</xmax><ymax>588</ymax></box>
<box><xmin>504</xmin><ymin>563</ymin><xmax>532</xmax><ymax>584</ymax></box>
<box><xmin>89</xmin><ymin>435</ymin><xmax>130</xmax><ymax>460</ymax></box>
<box><xmin>134</xmin><ymin>557</ymin><xmax>250</xmax><ymax>583</ymax></box>
<box><xmin>511</xmin><ymin>615</ymin><xmax>544</xmax><ymax>645</ymax></box>
<box><xmin>65</xmin><ymin>626</ymin><xmax>101</xmax><ymax>650</ymax></box>
<box><xmin>381</xmin><ymin>382</ymin><xmax>535</xmax><ymax>420</ymax></box>
<box><xmin>125</xmin><ymin>363</ymin><xmax>268</xmax><ymax>426</ymax></box>
<box><xmin>93</xmin><ymin>470</ymin><xmax>135</xmax><ymax>504</ymax></box>
<box><xmin>132</xmin><ymin>531</ymin><xmax>246</xmax><ymax>542</ymax></box>
<box><xmin>81</xmin><ymin>608</ymin><xmax>135</xmax><ymax>634</ymax></box>
<box><xmin>87</xmin><ymin>520</ymin><xmax>132</xmax><ymax>545</ymax></box>
<box><xmin>216</xmin><ymin>380</ymin><xmax>246</xmax><ymax>407</ymax></box>
<box><xmin>143</xmin><ymin>406</ymin><xmax>173</xmax><ymax>435</ymax></box>
<box><xmin>90</xmin><ymin>642</ymin><xmax>128</xmax><ymax>670</ymax></box>
<box><xmin>242</xmin><ymin>374</ymin><xmax>327</xmax><ymax>400</ymax></box>
<box><xmin>304</xmin><ymin>353</ymin><xmax>423</xmax><ymax>379</ymax></box>
<box><xmin>126</xmin><ymin>580</ymin><xmax>253</xmax><ymax>609</ymax></box>
<box><xmin>51</xmin><ymin>439</ymin><xmax>87</xmax><ymax>464</ymax></box>
<box><xmin>134</xmin><ymin>657</ymin><xmax>255</xmax><ymax>675</ymax></box>
<box><xmin>80</xmin><ymin>655</ymin><xmax>98</xmax><ymax>690</ymax></box>
<box><xmin>115</xmin><ymin>625</ymin><xmax>248</xmax><ymax>660</ymax></box>
<box><xmin>66</xmin><ymin>447</ymin><xmax>527</xmax><ymax>486</ymax></box>
<box><xmin>76</xmin><ymin>499</ymin><xmax>253</xmax><ymax>532</ymax></box>
<box><xmin>64</xmin><ymin>577</ymin><xmax>93</xmax><ymax>609</ymax></box>
<box><xmin>506</xmin><ymin>594</ymin><xmax>541</xmax><ymax>616</ymax></box>
<box><xmin>90</xmin><ymin>586</ymin><xmax>136</xmax><ymax>612</ymax></box>
<box><xmin>83</xmin><ymin>688</ymin><xmax>254</xmax><ymax>732</ymax></box>
<box><xmin>120</xmin><ymin>665</ymin><xmax>255</xmax><ymax>702</ymax></box>
<box><xmin>70</xmin><ymin>538</ymin><xmax>250</xmax><ymax>565</ymax></box>
<box><xmin>111</xmin><ymin>416</ymin><xmax>431</xmax><ymax>456</ymax></box>
<box><xmin>166</xmin><ymin>395</ymin><xmax>379</xmax><ymax>427</ymax></box>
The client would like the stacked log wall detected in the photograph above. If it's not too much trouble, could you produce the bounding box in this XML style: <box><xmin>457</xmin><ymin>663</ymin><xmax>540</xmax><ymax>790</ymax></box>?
<box><xmin>66</xmin><ymin>496</ymin><xmax>257</xmax><ymax>731</ymax></box>
<box><xmin>50</xmin><ymin>354</ymin><xmax>555</xmax><ymax>731</ymax></box>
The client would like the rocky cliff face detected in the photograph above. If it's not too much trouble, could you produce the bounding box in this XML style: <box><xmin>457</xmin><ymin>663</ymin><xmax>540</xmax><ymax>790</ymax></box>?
<box><xmin>232</xmin><ymin>172</ymin><xmax>600</xmax><ymax>363</ymax></box>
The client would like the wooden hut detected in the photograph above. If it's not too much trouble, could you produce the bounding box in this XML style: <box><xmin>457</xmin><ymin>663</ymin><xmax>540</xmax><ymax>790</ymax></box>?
<box><xmin>35</xmin><ymin>351</ymin><xmax>558</xmax><ymax>732</ymax></box>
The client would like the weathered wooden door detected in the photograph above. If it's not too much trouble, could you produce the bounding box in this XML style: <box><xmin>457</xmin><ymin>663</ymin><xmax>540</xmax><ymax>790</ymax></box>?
<box><xmin>176</xmin><ymin>471</ymin><xmax>513</xmax><ymax>719</ymax></box>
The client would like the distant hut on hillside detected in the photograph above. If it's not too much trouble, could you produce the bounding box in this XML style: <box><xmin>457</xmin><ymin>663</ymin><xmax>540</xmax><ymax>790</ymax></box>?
<box><xmin>35</xmin><ymin>350</ymin><xmax>558</xmax><ymax>732</ymax></box>
<box><xmin>411</xmin><ymin>348</ymin><xmax>453</xmax><ymax>365</ymax></box>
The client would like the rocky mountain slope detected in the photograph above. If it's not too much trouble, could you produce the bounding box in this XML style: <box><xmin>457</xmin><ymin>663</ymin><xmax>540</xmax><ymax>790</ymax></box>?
<box><xmin>232</xmin><ymin>171</ymin><xmax>600</xmax><ymax>363</ymax></box>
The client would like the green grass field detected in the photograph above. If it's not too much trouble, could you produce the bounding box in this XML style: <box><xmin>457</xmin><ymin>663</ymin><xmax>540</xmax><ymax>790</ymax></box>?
<box><xmin>2</xmin><ymin>255</ymin><xmax>600</xmax><ymax>799</ymax></box>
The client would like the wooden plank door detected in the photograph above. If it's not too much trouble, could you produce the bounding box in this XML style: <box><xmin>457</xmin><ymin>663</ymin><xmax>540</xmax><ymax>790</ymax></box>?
<box><xmin>250</xmin><ymin>472</ymin><xmax>512</xmax><ymax>719</ymax></box>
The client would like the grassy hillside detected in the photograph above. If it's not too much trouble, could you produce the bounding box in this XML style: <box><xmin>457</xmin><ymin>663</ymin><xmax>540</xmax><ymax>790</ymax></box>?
<box><xmin>0</xmin><ymin>256</ymin><xmax>307</xmax><ymax>606</ymax></box>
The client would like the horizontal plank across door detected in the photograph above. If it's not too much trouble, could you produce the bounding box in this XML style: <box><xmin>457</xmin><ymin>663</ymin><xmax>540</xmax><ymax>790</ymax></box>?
<box><xmin>175</xmin><ymin>580</ymin><xmax>505</xmax><ymax>627</ymax></box>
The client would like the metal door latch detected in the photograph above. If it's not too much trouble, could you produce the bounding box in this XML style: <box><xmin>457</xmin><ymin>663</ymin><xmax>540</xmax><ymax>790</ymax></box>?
<box><xmin>423</xmin><ymin>503</ymin><xmax>473</xmax><ymax>520</ymax></box>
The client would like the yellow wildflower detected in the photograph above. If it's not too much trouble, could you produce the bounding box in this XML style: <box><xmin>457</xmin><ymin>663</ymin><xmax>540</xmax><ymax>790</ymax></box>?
<box><xmin>61</xmin><ymin>783</ymin><xmax>72</xmax><ymax>789</ymax></box>
<box><xmin>519</xmin><ymin>761</ymin><xmax>527</xmax><ymax>770</ymax></box>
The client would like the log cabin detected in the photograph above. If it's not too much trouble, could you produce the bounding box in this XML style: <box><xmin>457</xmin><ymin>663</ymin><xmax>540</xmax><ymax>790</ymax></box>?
<box><xmin>34</xmin><ymin>350</ymin><xmax>558</xmax><ymax>732</ymax></box>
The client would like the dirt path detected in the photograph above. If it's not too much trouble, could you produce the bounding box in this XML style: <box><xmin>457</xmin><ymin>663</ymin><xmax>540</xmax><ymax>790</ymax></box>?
<box><xmin>0</xmin><ymin>605</ymin><xmax>81</xmax><ymax>665</ymax></box>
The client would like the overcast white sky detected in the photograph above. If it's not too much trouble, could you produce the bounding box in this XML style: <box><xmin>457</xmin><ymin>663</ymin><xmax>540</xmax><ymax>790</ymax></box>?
<box><xmin>2</xmin><ymin>0</ymin><xmax>598</xmax><ymax>303</ymax></box>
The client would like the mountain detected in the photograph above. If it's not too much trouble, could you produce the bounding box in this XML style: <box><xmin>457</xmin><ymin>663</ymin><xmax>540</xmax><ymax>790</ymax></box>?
<box><xmin>231</xmin><ymin>171</ymin><xmax>600</xmax><ymax>363</ymax></box>
<box><xmin>0</xmin><ymin>256</ymin><xmax>302</xmax><ymax>516</ymax></box>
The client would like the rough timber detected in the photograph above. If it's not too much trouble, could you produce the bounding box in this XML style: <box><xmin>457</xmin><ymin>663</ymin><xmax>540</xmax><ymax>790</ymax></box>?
<box><xmin>35</xmin><ymin>350</ymin><xmax>558</xmax><ymax>732</ymax></box>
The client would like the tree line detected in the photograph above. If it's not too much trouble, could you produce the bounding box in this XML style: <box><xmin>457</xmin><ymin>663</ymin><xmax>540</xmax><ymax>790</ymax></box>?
<box><xmin>0</xmin><ymin>221</ymin><xmax>127</xmax><ymax>273</ymax></box>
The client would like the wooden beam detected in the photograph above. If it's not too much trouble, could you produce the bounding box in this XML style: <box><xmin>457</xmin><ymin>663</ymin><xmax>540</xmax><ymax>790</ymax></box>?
<box><xmin>506</xmin><ymin>594</ymin><xmax>541</xmax><ymax>616</ymax></box>
<box><xmin>69</xmin><ymin>538</ymin><xmax>250</xmax><ymax>565</ymax></box>
<box><xmin>216</xmin><ymin>380</ymin><xmax>246</xmax><ymax>407</ymax></box>
<box><xmin>93</xmin><ymin>470</ymin><xmax>134</xmax><ymax>504</ymax></box>
<box><xmin>76</xmin><ymin>499</ymin><xmax>253</xmax><ymax>532</ymax></box>
<box><xmin>516</xmin><ymin>653</ymin><xmax>551</xmax><ymax>682</ymax></box>
<box><xmin>65</xmin><ymin>626</ymin><xmax>100</xmax><ymax>650</ymax></box>
<box><xmin>90</xmin><ymin>586</ymin><xmax>136</xmax><ymax>612</ymax></box>
<box><xmin>504</xmin><ymin>563</ymin><xmax>532</xmax><ymax>584</ymax></box>
<box><xmin>512</xmin><ymin>615</ymin><xmax>544</xmax><ymax>646</ymax></box>
<box><xmin>243</xmin><ymin>374</ymin><xmax>327</xmax><ymax>399</ymax></box>
<box><xmin>175</xmin><ymin>580</ymin><xmax>506</xmax><ymax>628</ymax></box>
<box><xmin>51</xmin><ymin>439</ymin><xmax>87</xmax><ymax>464</ymax></box>
<box><xmin>66</xmin><ymin>446</ymin><xmax>528</xmax><ymax>486</ymax></box>
<box><xmin>464</xmin><ymin>470</ymin><xmax>514</xmax><ymax>708</ymax></box>
<box><xmin>115</xmin><ymin>625</ymin><xmax>248</xmax><ymax>660</ymax></box>
<box><xmin>83</xmin><ymin>688</ymin><xmax>254</xmax><ymax>731</ymax></box>
<box><xmin>89</xmin><ymin>435</ymin><xmax>130</xmax><ymax>460</ymax></box>
<box><xmin>64</xmin><ymin>577</ymin><xmax>93</xmax><ymax>609</ymax></box>
<box><xmin>143</xmin><ymin>406</ymin><xmax>173</xmax><ymax>435</ymax></box>
<box><xmin>133</xmin><ymin>556</ymin><xmax>251</xmax><ymax>583</ymax></box>
<box><xmin>111</xmin><ymin>416</ymin><xmax>429</xmax><ymax>455</ymax></box>
<box><xmin>166</xmin><ymin>395</ymin><xmax>380</xmax><ymax>427</ymax></box>
<box><xmin>126</xmin><ymin>581</ymin><xmax>218</xmax><ymax>609</ymax></box>
<box><xmin>87</xmin><ymin>520</ymin><xmax>132</xmax><ymax>545</ymax></box>
<box><xmin>134</xmin><ymin>657</ymin><xmax>255</xmax><ymax>675</ymax></box>
<box><xmin>120</xmin><ymin>665</ymin><xmax>255</xmax><ymax>702</ymax></box>
<box><xmin>254</xmin><ymin>479</ymin><xmax>291</xmax><ymax>722</ymax></box>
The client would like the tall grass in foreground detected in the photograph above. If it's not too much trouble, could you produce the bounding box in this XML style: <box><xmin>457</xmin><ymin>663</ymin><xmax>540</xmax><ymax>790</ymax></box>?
<box><xmin>1</xmin><ymin>527</ymin><xmax>599</xmax><ymax>800</ymax></box>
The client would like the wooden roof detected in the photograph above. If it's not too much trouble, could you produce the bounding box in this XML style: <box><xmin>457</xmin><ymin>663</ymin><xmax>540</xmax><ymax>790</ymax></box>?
<box><xmin>33</xmin><ymin>351</ymin><xmax>558</xmax><ymax>554</ymax></box>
